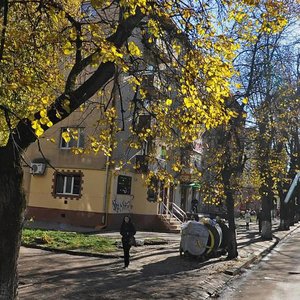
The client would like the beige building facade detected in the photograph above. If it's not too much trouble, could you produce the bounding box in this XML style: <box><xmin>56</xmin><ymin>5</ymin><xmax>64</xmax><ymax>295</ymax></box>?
<box><xmin>23</xmin><ymin>107</ymin><xmax>163</xmax><ymax>231</ymax></box>
<box><xmin>23</xmin><ymin>13</ymin><xmax>205</xmax><ymax>230</ymax></box>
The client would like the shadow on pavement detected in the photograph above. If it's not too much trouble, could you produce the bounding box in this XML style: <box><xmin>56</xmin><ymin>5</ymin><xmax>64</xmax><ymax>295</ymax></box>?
<box><xmin>20</xmin><ymin>248</ymin><xmax>226</xmax><ymax>299</ymax></box>
<box><xmin>238</xmin><ymin>236</ymin><xmax>262</xmax><ymax>248</ymax></box>
<box><xmin>140</xmin><ymin>255</ymin><xmax>224</xmax><ymax>277</ymax></box>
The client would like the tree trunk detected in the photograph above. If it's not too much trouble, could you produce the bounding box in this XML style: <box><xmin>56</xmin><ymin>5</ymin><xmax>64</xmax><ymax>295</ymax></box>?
<box><xmin>278</xmin><ymin>182</ymin><xmax>290</xmax><ymax>231</ymax></box>
<box><xmin>279</xmin><ymin>200</ymin><xmax>290</xmax><ymax>230</ymax></box>
<box><xmin>289</xmin><ymin>200</ymin><xmax>295</xmax><ymax>226</ymax></box>
<box><xmin>222</xmin><ymin>170</ymin><xmax>238</xmax><ymax>259</ymax></box>
<box><xmin>0</xmin><ymin>148</ymin><xmax>26</xmax><ymax>299</ymax></box>
<box><xmin>260</xmin><ymin>193</ymin><xmax>272</xmax><ymax>240</ymax></box>
<box><xmin>295</xmin><ymin>192</ymin><xmax>300</xmax><ymax>223</ymax></box>
<box><xmin>226</xmin><ymin>193</ymin><xmax>238</xmax><ymax>259</ymax></box>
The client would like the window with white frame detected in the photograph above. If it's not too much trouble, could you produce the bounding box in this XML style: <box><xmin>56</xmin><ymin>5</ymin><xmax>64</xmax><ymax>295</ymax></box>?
<box><xmin>55</xmin><ymin>173</ymin><xmax>81</xmax><ymax>196</ymax></box>
<box><xmin>60</xmin><ymin>127</ymin><xmax>84</xmax><ymax>149</ymax></box>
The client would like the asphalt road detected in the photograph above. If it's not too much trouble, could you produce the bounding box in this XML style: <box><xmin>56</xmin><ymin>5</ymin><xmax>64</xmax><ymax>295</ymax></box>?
<box><xmin>18</xmin><ymin>241</ymin><xmax>234</xmax><ymax>299</ymax></box>
<box><xmin>220</xmin><ymin>226</ymin><xmax>300</xmax><ymax>300</ymax></box>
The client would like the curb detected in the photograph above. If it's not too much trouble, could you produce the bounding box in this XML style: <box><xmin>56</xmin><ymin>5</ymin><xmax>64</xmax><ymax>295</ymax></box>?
<box><xmin>224</xmin><ymin>241</ymin><xmax>278</xmax><ymax>276</ymax></box>
<box><xmin>21</xmin><ymin>243</ymin><xmax>122</xmax><ymax>259</ymax></box>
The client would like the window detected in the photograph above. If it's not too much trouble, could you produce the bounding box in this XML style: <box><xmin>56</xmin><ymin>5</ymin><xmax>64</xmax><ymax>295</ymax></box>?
<box><xmin>135</xmin><ymin>115</ymin><xmax>151</xmax><ymax>133</ymax></box>
<box><xmin>60</xmin><ymin>127</ymin><xmax>84</xmax><ymax>149</ymax></box>
<box><xmin>147</xmin><ymin>177</ymin><xmax>158</xmax><ymax>202</ymax></box>
<box><xmin>55</xmin><ymin>173</ymin><xmax>81</xmax><ymax>196</ymax></box>
<box><xmin>117</xmin><ymin>175</ymin><xmax>132</xmax><ymax>195</ymax></box>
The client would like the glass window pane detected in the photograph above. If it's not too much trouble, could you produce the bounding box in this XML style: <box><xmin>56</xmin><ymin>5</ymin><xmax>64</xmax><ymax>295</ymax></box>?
<box><xmin>69</xmin><ymin>138</ymin><xmax>77</xmax><ymax>148</ymax></box>
<box><xmin>56</xmin><ymin>175</ymin><xmax>64</xmax><ymax>194</ymax></box>
<box><xmin>61</xmin><ymin>139</ymin><xmax>67</xmax><ymax>148</ymax></box>
<box><xmin>78</xmin><ymin>129</ymin><xmax>84</xmax><ymax>148</ymax></box>
<box><xmin>61</xmin><ymin>128</ymin><xmax>69</xmax><ymax>148</ymax></box>
<box><xmin>73</xmin><ymin>176</ymin><xmax>81</xmax><ymax>195</ymax></box>
<box><xmin>65</xmin><ymin>176</ymin><xmax>72</xmax><ymax>193</ymax></box>
<box><xmin>60</xmin><ymin>127</ymin><xmax>84</xmax><ymax>149</ymax></box>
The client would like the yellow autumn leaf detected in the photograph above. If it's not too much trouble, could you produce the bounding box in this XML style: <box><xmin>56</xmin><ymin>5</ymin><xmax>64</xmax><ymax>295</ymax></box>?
<box><xmin>165</xmin><ymin>99</ymin><xmax>172</xmax><ymax>106</ymax></box>
<box><xmin>184</xmin><ymin>98</ymin><xmax>193</xmax><ymax>108</ymax></box>
<box><xmin>31</xmin><ymin>120</ymin><xmax>39</xmax><ymax>130</ymax></box>
<box><xmin>63</xmin><ymin>48</ymin><xmax>74</xmax><ymax>55</ymax></box>
<box><xmin>128</xmin><ymin>41</ymin><xmax>142</xmax><ymax>57</ymax></box>
<box><xmin>40</xmin><ymin>117</ymin><xmax>48</xmax><ymax>125</ymax></box>
<box><xmin>62</xmin><ymin>41</ymin><xmax>74</xmax><ymax>55</ymax></box>
<box><xmin>35</xmin><ymin>127</ymin><xmax>44</xmax><ymax>137</ymax></box>
<box><xmin>91</xmin><ymin>0</ymin><xmax>105</xmax><ymax>9</ymax></box>
<box><xmin>242</xmin><ymin>98</ymin><xmax>248</xmax><ymax>104</ymax></box>
<box><xmin>172</xmin><ymin>43</ymin><xmax>181</xmax><ymax>54</ymax></box>
<box><xmin>62</xmin><ymin>131</ymin><xmax>71</xmax><ymax>143</ymax></box>
<box><xmin>172</xmin><ymin>165</ymin><xmax>179</xmax><ymax>172</ymax></box>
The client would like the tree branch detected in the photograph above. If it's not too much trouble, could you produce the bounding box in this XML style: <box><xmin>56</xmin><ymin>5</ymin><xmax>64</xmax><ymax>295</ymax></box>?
<box><xmin>10</xmin><ymin>8</ymin><xmax>145</xmax><ymax>151</ymax></box>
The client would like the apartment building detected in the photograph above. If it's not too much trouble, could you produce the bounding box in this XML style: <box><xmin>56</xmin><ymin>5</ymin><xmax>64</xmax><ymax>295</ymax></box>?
<box><xmin>23</xmin><ymin>99</ymin><xmax>167</xmax><ymax>230</ymax></box>
<box><xmin>23</xmin><ymin>6</ymin><xmax>205</xmax><ymax>230</ymax></box>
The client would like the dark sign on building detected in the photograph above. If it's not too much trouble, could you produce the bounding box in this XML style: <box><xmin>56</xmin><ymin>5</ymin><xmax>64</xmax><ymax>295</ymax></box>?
<box><xmin>117</xmin><ymin>175</ymin><xmax>132</xmax><ymax>195</ymax></box>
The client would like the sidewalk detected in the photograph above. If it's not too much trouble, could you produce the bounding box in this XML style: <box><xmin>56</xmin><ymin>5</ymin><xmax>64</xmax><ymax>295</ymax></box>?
<box><xmin>20</xmin><ymin>219</ymin><xmax>300</xmax><ymax>299</ymax></box>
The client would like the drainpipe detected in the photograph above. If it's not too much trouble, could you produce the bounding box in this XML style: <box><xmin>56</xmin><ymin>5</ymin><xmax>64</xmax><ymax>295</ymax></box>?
<box><xmin>101</xmin><ymin>154</ymin><xmax>111</xmax><ymax>228</ymax></box>
<box><xmin>100</xmin><ymin>74</ymin><xmax>118</xmax><ymax>228</ymax></box>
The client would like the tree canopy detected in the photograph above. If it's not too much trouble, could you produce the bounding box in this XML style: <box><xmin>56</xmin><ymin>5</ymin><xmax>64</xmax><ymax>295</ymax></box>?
<box><xmin>0</xmin><ymin>0</ymin><xmax>293</xmax><ymax>151</ymax></box>
<box><xmin>1</xmin><ymin>1</ymin><xmax>299</xmax><ymax>297</ymax></box>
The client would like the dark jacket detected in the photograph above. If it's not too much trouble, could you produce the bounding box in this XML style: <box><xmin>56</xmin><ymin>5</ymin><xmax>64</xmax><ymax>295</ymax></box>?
<box><xmin>120</xmin><ymin>220</ymin><xmax>136</xmax><ymax>243</ymax></box>
<box><xmin>191</xmin><ymin>199</ymin><xmax>198</xmax><ymax>206</ymax></box>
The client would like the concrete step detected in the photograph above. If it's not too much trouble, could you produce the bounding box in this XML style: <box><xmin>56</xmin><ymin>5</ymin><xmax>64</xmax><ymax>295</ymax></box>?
<box><xmin>160</xmin><ymin>219</ymin><xmax>181</xmax><ymax>227</ymax></box>
<box><xmin>160</xmin><ymin>218</ymin><xmax>181</xmax><ymax>226</ymax></box>
<box><xmin>167</xmin><ymin>222</ymin><xmax>180</xmax><ymax>227</ymax></box>
<box><xmin>161</xmin><ymin>220</ymin><xmax>181</xmax><ymax>228</ymax></box>
<box><xmin>159</xmin><ymin>215</ymin><xmax>181</xmax><ymax>223</ymax></box>
<box><xmin>158</xmin><ymin>214</ymin><xmax>182</xmax><ymax>233</ymax></box>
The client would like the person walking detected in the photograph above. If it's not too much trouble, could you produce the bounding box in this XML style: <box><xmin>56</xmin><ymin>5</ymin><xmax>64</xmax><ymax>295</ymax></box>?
<box><xmin>245</xmin><ymin>210</ymin><xmax>251</xmax><ymax>230</ymax></box>
<box><xmin>120</xmin><ymin>216</ymin><xmax>136</xmax><ymax>268</ymax></box>
<box><xmin>191</xmin><ymin>198</ymin><xmax>198</xmax><ymax>213</ymax></box>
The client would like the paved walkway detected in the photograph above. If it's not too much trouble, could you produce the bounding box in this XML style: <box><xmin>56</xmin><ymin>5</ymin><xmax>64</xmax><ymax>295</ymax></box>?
<box><xmin>220</xmin><ymin>226</ymin><xmax>300</xmax><ymax>299</ymax></box>
<box><xmin>19</xmin><ymin>220</ymin><xmax>300</xmax><ymax>299</ymax></box>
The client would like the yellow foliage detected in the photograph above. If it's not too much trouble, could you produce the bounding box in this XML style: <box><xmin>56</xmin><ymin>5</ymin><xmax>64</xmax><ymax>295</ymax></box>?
<box><xmin>165</xmin><ymin>99</ymin><xmax>172</xmax><ymax>106</ymax></box>
<box><xmin>62</xmin><ymin>131</ymin><xmax>71</xmax><ymax>143</ymax></box>
<box><xmin>242</xmin><ymin>98</ymin><xmax>248</xmax><ymax>105</ymax></box>
<box><xmin>0</xmin><ymin>0</ymin><xmax>295</xmax><ymax>191</ymax></box>
<box><xmin>128</xmin><ymin>41</ymin><xmax>142</xmax><ymax>57</ymax></box>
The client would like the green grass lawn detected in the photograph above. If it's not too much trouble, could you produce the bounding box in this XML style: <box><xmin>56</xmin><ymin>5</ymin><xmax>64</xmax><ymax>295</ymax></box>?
<box><xmin>22</xmin><ymin>228</ymin><xmax>117</xmax><ymax>253</ymax></box>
